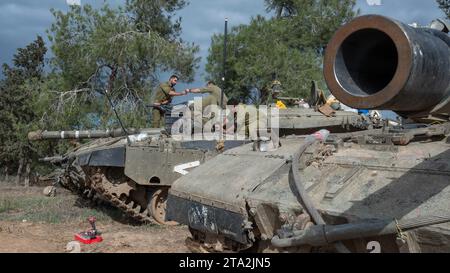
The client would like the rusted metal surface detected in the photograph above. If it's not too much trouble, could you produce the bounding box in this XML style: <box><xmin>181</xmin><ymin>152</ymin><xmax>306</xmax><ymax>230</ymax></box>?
<box><xmin>324</xmin><ymin>15</ymin><xmax>450</xmax><ymax>116</ymax></box>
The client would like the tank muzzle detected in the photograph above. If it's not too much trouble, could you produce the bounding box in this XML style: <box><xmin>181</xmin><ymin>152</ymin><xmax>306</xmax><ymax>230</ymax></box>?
<box><xmin>324</xmin><ymin>15</ymin><xmax>450</xmax><ymax>116</ymax></box>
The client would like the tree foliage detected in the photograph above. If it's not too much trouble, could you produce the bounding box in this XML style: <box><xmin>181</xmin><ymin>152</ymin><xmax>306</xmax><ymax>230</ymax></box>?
<box><xmin>0</xmin><ymin>36</ymin><xmax>50</xmax><ymax>171</ymax></box>
<box><xmin>206</xmin><ymin>0</ymin><xmax>357</xmax><ymax>103</ymax></box>
<box><xmin>265</xmin><ymin>0</ymin><xmax>296</xmax><ymax>18</ymax></box>
<box><xmin>47</xmin><ymin>2</ymin><xmax>199</xmax><ymax>129</ymax></box>
<box><xmin>125</xmin><ymin>0</ymin><xmax>187</xmax><ymax>39</ymax></box>
<box><xmin>0</xmin><ymin>1</ymin><xmax>198</xmax><ymax>176</ymax></box>
<box><xmin>436</xmin><ymin>0</ymin><xmax>450</xmax><ymax>19</ymax></box>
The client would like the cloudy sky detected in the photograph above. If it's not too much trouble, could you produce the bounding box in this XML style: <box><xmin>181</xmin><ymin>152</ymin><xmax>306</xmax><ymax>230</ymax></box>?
<box><xmin>0</xmin><ymin>0</ymin><xmax>446</xmax><ymax>89</ymax></box>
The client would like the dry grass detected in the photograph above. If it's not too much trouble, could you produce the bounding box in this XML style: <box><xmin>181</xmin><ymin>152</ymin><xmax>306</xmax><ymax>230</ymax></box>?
<box><xmin>0</xmin><ymin>184</ymin><xmax>125</xmax><ymax>224</ymax></box>
<box><xmin>0</xmin><ymin>183</ymin><xmax>189</xmax><ymax>253</ymax></box>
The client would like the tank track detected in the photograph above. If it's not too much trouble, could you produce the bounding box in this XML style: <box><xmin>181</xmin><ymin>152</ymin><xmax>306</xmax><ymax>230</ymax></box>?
<box><xmin>55</xmin><ymin>161</ymin><xmax>153</xmax><ymax>223</ymax></box>
<box><xmin>86</xmin><ymin>167</ymin><xmax>153</xmax><ymax>223</ymax></box>
<box><xmin>56</xmin><ymin>163</ymin><xmax>104</xmax><ymax>206</ymax></box>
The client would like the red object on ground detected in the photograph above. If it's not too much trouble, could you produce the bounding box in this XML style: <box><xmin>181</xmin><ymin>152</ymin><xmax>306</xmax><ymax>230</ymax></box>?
<box><xmin>74</xmin><ymin>233</ymin><xmax>103</xmax><ymax>244</ymax></box>
<box><xmin>75</xmin><ymin>216</ymin><xmax>103</xmax><ymax>244</ymax></box>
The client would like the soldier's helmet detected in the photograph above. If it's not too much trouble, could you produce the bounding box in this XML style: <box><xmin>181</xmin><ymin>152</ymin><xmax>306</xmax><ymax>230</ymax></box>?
<box><xmin>271</xmin><ymin>80</ymin><xmax>283</xmax><ymax>94</ymax></box>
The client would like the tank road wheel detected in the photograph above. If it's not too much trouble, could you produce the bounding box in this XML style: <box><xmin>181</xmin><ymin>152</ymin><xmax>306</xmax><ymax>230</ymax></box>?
<box><xmin>149</xmin><ymin>188</ymin><xmax>178</xmax><ymax>226</ymax></box>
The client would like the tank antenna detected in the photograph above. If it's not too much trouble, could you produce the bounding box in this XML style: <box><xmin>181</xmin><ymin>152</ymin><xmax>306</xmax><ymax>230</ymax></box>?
<box><xmin>221</xmin><ymin>18</ymin><xmax>228</xmax><ymax>110</ymax></box>
<box><xmin>219</xmin><ymin>18</ymin><xmax>228</xmax><ymax>138</ymax></box>
<box><xmin>103</xmin><ymin>89</ymin><xmax>131</xmax><ymax>145</ymax></box>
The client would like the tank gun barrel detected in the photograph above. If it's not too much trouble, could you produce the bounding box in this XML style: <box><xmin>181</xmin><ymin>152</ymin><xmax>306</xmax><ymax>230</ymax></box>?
<box><xmin>324</xmin><ymin>15</ymin><xmax>450</xmax><ymax>117</ymax></box>
<box><xmin>272</xmin><ymin>215</ymin><xmax>450</xmax><ymax>248</ymax></box>
<box><xmin>28</xmin><ymin>128</ymin><xmax>161</xmax><ymax>141</ymax></box>
<box><xmin>38</xmin><ymin>156</ymin><xmax>64</xmax><ymax>163</ymax></box>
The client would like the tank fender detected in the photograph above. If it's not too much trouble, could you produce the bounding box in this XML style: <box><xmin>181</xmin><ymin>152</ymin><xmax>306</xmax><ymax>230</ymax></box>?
<box><xmin>77</xmin><ymin>146</ymin><xmax>125</xmax><ymax>167</ymax></box>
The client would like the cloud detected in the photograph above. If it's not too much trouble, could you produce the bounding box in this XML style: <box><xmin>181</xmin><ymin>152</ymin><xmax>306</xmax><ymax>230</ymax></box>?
<box><xmin>0</xmin><ymin>0</ymin><xmax>124</xmax><ymax>68</ymax></box>
<box><xmin>0</xmin><ymin>1</ymin><xmax>63</xmax><ymax>67</ymax></box>
<box><xmin>176</xmin><ymin>0</ymin><xmax>267</xmax><ymax>85</ymax></box>
<box><xmin>356</xmin><ymin>0</ymin><xmax>446</xmax><ymax>25</ymax></box>
<box><xmin>66</xmin><ymin>0</ymin><xmax>81</xmax><ymax>6</ymax></box>
<box><xmin>0</xmin><ymin>0</ymin><xmax>446</xmax><ymax>86</ymax></box>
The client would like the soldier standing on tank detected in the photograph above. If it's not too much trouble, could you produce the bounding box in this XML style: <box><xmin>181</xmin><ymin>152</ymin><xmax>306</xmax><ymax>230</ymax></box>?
<box><xmin>186</xmin><ymin>81</ymin><xmax>228</xmax><ymax>134</ymax></box>
<box><xmin>187</xmin><ymin>80</ymin><xmax>228</xmax><ymax>110</ymax></box>
<box><xmin>151</xmin><ymin>75</ymin><xmax>187</xmax><ymax>128</ymax></box>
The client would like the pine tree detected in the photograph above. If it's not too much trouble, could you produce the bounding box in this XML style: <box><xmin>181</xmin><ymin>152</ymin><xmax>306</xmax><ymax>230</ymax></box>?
<box><xmin>206</xmin><ymin>0</ymin><xmax>357</xmax><ymax>102</ymax></box>
<box><xmin>436</xmin><ymin>0</ymin><xmax>450</xmax><ymax>19</ymax></box>
<box><xmin>0</xmin><ymin>36</ymin><xmax>48</xmax><ymax>181</ymax></box>
<box><xmin>47</xmin><ymin>2</ymin><xmax>199</xmax><ymax>129</ymax></box>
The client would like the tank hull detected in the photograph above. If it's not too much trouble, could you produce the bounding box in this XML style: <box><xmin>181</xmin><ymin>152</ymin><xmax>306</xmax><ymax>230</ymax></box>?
<box><xmin>55</xmin><ymin>132</ymin><xmax>248</xmax><ymax>224</ymax></box>
<box><xmin>167</xmin><ymin>131</ymin><xmax>450</xmax><ymax>252</ymax></box>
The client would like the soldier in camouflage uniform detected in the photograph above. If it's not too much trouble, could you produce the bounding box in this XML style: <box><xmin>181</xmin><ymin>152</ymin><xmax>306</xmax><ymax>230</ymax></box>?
<box><xmin>264</xmin><ymin>80</ymin><xmax>283</xmax><ymax>106</ymax></box>
<box><xmin>264</xmin><ymin>80</ymin><xmax>304</xmax><ymax>108</ymax></box>
<box><xmin>187</xmin><ymin>81</ymin><xmax>228</xmax><ymax>132</ymax></box>
<box><xmin>151</xmin><ymin>75</ymin><xmax>187</xmax><ymax>128</ymax></box>
<box><xmin>187</xmin><ymin>80</ymin><xmax>228</xmax><ymax>110</ymax></box>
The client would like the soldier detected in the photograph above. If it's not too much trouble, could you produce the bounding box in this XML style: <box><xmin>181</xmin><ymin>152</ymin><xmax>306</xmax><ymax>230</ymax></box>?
<box><xmin>187</xmin><ymin>80</ymin><xmax>228</xmax><ymax>110</ymax></box>
<box><xmin>186</xmin><ymin>81</ymin><xmax>228</xmax><ymax>133</ymax></box>
<box><xmin>264</xmin><ymin>79</ymin><xmax>284</xmax><ymax>106</ymax></box>
<box><xmin>151</xmin><ymin>75</ymin><xmax>187</xmax><ymax>128</ymax></box>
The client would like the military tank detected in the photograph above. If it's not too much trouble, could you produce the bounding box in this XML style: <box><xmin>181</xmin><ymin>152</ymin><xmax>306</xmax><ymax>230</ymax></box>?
<box><xmin>29</xmin><ymin>92</ymin><xmax>370</xmax><ymax>225</ymax></box>
<box><xmin>166</xmin><ymin>15</ymin><xmax>450</xmax><ymax>252</ymax></box>
<box><xmin>29</xmin><ymin>126</ymin><xmax>250</xmax><ymax>224</ymax></box>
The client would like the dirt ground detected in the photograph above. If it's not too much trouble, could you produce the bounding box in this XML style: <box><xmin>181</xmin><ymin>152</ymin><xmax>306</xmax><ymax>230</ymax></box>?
<box><xmin>0</xmin><ymin>183</ymin><xmax>190</xmax><ymax>253</ymax></box>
